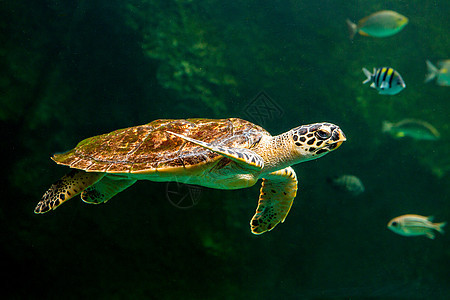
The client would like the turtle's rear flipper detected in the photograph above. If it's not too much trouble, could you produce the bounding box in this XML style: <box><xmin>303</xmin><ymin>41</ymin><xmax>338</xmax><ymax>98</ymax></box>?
<box><xmin>81</xmin><ymin>177</ymin><xmax>137</xmax><ymax>204</ymax></box>
<box><xmin>250</xmin><ymin>167</ymin><xmax>298</xmax><ymax>235</ymax></box>
<box><xmin>34</xmin><ymin>170</ymin><xmax>105</xmax><ymax>214</ymax></box>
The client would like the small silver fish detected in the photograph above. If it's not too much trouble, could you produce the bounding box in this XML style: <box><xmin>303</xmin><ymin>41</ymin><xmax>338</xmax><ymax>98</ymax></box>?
<box><xmin>382</xmin><ymin>119</ymin><xmax>440</xmax><ymax>141</ymax></box>
<box><xmin>387</xmin><ymin>214</ymin><xmax>446</xmax><ymax>239</ymax></box>
<box><xmin>327</xmin><ymin>175</ymin><xmax>365</xmax><ymax>196</ymax></box>
<box><xmin>346</xmin><ymin>10</ymin><xmax>408</xmax><ymax>39</ymax></box>
<box><xmin>362</xmin><ymin>67</ymin><xmax>406</xmax><ymax>95</ymax></box>
<box><xmin>425</xmin><ymin>59</ymin><xmax>450</xmax><ymax>86</ymax></box>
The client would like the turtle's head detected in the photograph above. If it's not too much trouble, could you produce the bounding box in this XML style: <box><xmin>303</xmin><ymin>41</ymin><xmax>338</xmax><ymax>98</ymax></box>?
<box><xmin>290</xmin><ymin>123</ymin><xmax>346</xmax><ymax>163</ymax></box>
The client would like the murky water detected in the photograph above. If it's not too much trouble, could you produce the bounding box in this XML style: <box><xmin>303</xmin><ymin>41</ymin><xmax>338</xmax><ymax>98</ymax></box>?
<box><xmin>1</xmin><ymin>0</ymin><xmax>449</xmax><ymax>298</ymax></box>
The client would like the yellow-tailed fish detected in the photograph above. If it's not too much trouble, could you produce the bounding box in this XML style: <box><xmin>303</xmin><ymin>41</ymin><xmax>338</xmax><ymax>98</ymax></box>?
<box><xmin>425</xmin><ymin>59</ymin><xmax>450</xmax><ymax>86</ymax></box>
<box><xmin>362</xmin><ymin>67</ymin><xmax>406</xmax><ymax>95</ymax></box>
<box><xmin>382</xmin><ymin>119</ymin><xmax>440</xmax><ymax>141</ymax></box>
<box><xmin>387</xmin><ymin>214</ymin><xmax>446</xmax><ymax>239</ymax></box>
<box><xmin>346</xmin><ymin>10</ymin><xmax>408</xmax><ymax>39</ymax></box>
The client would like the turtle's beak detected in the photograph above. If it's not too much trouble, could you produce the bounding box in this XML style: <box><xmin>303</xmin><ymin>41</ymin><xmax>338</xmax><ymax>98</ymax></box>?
<box><xmin>329</xmin><ymin>128</ymin><xmax>346</xmax><ymax>150</ymax></box>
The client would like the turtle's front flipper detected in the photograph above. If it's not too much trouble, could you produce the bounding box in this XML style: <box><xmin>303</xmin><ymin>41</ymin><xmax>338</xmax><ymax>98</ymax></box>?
<box><xmin>34</xmin><ymin>170</ymin><xmax>105</xmax><ymax>214</ymax></box>
<box><xmin>250</xmin><ymin>167</ymin><xmax>298</xmax><ymax>235</ymax></box>
<box><xmin>81</xmin><ymin>176</ymin><xmax>137</xmax><ymax>204</ymax></box>
<box><xmin>167</xmin><ymin>131</ymin><xmax>264</xmax><ymax>170</ymax></box>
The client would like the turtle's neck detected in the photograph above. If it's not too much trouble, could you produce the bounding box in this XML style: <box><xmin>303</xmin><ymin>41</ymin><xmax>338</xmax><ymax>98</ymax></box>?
<box><xmin>254</xmin><ymin>132</ymin><xmax>297</xmax><ymax>174</ymax></box>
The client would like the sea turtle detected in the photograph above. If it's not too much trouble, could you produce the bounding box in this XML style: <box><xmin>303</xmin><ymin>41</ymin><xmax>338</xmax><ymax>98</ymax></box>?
<box><xmin>35</xmin><ymin>118</ymin><xmax>346</xmax><ymax>234</ymax></box>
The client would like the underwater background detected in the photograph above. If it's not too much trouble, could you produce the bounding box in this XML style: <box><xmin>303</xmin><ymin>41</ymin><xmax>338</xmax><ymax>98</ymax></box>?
<box><xmin>1</xmin><ymin>0</ymin><xmax>449</xmax><ymax>298</ymax></box>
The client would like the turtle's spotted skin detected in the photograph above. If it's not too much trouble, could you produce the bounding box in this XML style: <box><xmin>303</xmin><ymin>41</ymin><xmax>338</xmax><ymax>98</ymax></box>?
<box><xmin>35</xmin><ymin>118</ymin><xmax>346</xmax><ymax>235</ymax></box>
<box><xmin>35</xmin><ymin>170</ymin><xmax>104</xmax><ymax>213</ymax></box>
<box><xmin>251</xmin><ymin>166</ymin><xmax>298</xmax><ymax>234</ymax></box>
<box><xmin>291</xmin><ymin>124</ymin><xmax>342</xmax><ymax>154</ymax></box>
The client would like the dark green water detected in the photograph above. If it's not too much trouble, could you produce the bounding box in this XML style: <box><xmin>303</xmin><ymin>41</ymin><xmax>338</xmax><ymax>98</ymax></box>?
<box><xmin>1</xmin><ymin>0</ymin><xmax>449</xmax><ymax>299</ymax></box>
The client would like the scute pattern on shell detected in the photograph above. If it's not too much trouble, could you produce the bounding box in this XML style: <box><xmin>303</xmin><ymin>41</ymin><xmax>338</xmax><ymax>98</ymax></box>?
<box><xmin>52</xmin><ymin>118</ymin><xmax>269</xmax><ymax>173</ymax></box>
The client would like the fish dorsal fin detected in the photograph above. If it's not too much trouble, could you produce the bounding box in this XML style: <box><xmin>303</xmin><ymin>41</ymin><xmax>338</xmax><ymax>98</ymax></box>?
<box><xmin>427</xmin><ymin>216</ymin><xmax>434</xmax><ymax>222</ymax></box>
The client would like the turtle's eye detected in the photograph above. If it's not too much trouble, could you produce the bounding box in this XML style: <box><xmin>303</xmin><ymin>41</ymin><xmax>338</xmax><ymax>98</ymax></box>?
<box><xmin>315</xmin><ymin>129</ymin><xmax>331</xmax><ymax>140</ymax></box>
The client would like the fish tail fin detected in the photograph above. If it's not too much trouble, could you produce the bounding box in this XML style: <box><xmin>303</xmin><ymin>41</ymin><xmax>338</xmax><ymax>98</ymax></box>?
<box><xmin>362</xmin><ymin>68</ymin><xmax>372</xmax><ymax>84</ymax></box>
<box><xmin>382</xmin><ymin>120</ymin><xmax>392</xmax><ymax>133</ymax></box>
<box><xmin>425</xmin><ymin>60</ymin><xmax>438</xmax><ymax>83</ymax></box>
<box><xmin>326</xmin><ymin>176</ymin><xmax>338</xmax><ymax>185</ymax></box>
<box><xmin>346</xmin><ymin>19</ymin><xmax>357</xmax><ymax>40</ymax></box>
<box><xmin>435</xmin><ymin>221</ymin><xmax>446</xmax><ymax>234</ymax></box>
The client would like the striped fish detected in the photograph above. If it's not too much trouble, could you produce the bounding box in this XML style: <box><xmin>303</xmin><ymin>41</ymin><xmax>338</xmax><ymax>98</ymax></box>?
<box><xmin>362</xmin><ymin>67</ymin><xmax>406</xmax><ymax>95</ymax></box>
<box><xmin>387</xmin><ymin>214</ymin><xmax>446</xmax><ymax>239</ymax></box>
